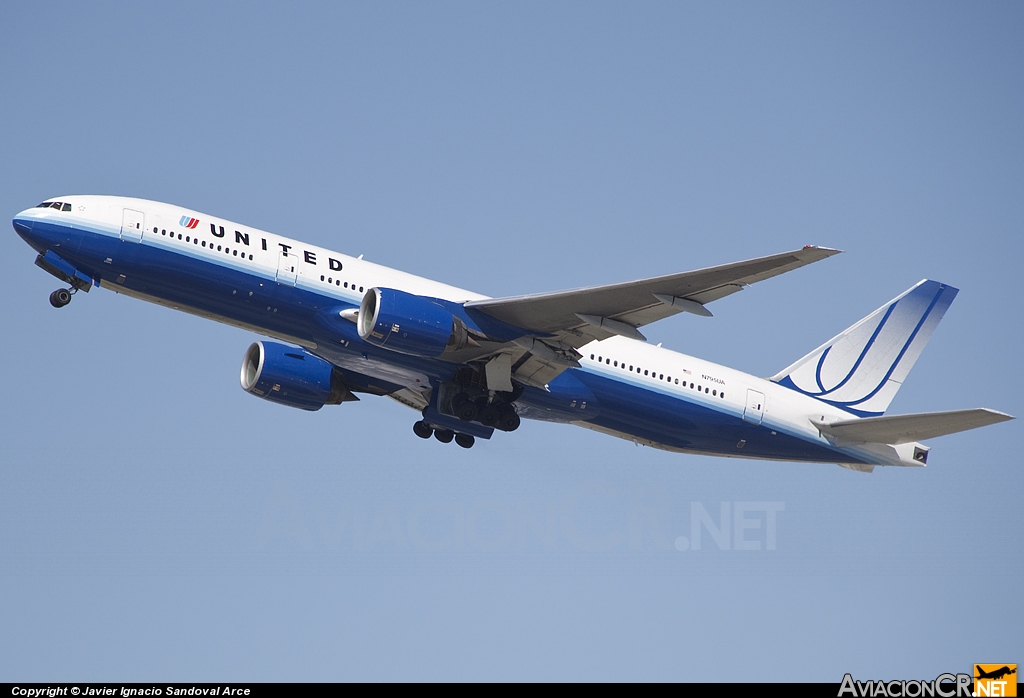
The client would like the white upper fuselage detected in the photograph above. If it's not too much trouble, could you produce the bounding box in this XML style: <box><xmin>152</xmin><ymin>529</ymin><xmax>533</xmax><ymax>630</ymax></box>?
<box><xmin>15</xmin><ymin>195</ymin><xmax>928</xmax><ymax>467</ymax></box>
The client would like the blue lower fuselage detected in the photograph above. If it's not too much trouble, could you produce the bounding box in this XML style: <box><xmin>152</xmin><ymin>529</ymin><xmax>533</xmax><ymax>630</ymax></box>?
<box><xmin>15</xmin><ymin>216</ymin><xmax>862</xmax><ymax>465</ymax></box>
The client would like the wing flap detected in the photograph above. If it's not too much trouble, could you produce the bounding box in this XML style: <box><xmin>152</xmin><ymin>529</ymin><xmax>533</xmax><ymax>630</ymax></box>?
<box><xmin>813</xmin><ymin>408</ymin><xmax>1014</xmax><ymax>445</ymax></box>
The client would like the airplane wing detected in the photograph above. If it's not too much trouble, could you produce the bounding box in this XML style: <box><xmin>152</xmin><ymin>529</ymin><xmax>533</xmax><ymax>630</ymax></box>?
<box><xmin>466</xmin><ymin>246</ymin><xmax>841</xmax><ymax>346</ymax></box>
<box><xmin>812</xmin><ymin>409</ymin><xmax>1014</xmax><ymax>445</ymax></box>
<box><xmin>453</xmin><ymin>245</ymin><xmax>840</xmax><ymax>389</ymax></box>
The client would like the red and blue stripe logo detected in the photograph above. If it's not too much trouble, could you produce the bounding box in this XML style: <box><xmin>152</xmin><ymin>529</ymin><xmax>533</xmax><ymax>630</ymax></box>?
<box><xmin>179</xmin><ymin>216</ymin><xmax>199</xmax><ymax>229</ymax></box>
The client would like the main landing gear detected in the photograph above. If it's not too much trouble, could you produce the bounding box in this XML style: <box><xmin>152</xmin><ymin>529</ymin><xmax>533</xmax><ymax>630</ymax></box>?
<box><xmin>49</xmin><ymin>288</ymin><xmax>73</xmax><ymax>308</ymax></box>
<box><xmin>414</xmin><ymin>370</ymin><xmax>523</xmax><ymax>449</ymax></box>
<box><xmin>450</xmin><ymin>392</ymin><xmax>521</xmax><ymax>432</ymax></box>
<box><xmin>413</xmin><ymin>420</ymin><xmax>476</xmax><ymax>449</ymax></box>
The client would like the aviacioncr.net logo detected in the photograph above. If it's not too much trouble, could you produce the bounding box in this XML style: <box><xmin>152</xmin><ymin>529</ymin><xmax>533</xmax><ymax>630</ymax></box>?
<box><xmin>839</xmin><ymin>673</ymin><xmax>972</xmax><ymax>698</ymax></box>
<box><xmin>974</xmin><ymin>665</ymin><xmax>1017</xmax><ymax>697</ymax></box>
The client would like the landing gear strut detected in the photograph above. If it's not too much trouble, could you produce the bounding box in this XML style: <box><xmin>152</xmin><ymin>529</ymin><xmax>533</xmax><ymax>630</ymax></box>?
<box><xmin>49</xmin><ymin>288</ymin><xmax>73</xmax><ymax>308</ymax></box>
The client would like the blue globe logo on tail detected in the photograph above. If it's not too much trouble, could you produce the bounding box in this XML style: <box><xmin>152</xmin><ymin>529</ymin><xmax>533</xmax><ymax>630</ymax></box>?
<box><xmin>771</xmin><ymin>280</ymin><xmax>959</xmax><ymax>417</ymax></box>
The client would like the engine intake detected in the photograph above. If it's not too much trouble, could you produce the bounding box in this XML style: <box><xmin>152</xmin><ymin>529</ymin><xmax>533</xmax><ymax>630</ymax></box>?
<box><xmin>240</xmin><ymin>341</ymin><xmax>353</xmax><ymax>411</ymax></box>
<box><xmin>358</xmin><ymin>287</ymin><xmax>470</xmax><ymax>357</ymax></box>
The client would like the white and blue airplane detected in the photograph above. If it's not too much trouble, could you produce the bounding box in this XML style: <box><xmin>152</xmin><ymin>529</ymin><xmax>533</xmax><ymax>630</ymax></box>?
<box><xmin>13</xmin><ymin>196</ymin><xmax>1013</xmax><ymax>472</ymax></box>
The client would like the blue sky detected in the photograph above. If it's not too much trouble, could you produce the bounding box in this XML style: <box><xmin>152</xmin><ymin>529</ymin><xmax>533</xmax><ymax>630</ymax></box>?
<box><xmin>1</xmin><ymin>1</ymin><xmax>1021</xmax><ymax>681</ymax></box>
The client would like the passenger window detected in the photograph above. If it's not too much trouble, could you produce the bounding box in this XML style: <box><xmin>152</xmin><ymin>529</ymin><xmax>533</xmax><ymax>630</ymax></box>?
<box><xmin>713</xmin><ymin>390</ymin><xmax>717</xmax><ymax>396</ymax></box>
<box><xmin>644</xmin><ymin>370</ymin><xmax>648</xmax><ymax>376</ymax></box>
<box><xmin>178</xmin><ymin>234</ymin><xmax>182</xmax><ymax>240</ymax></box>
<box><xmin>186</xmin><ymin>236</ymin><xmax>190</xmax><ymax>242</ymax></box>
<box><xmin>590</xmin><ymin>354</ymin><xmax>595</xmax><ymax>360</ymax></box>
<box><xmin>161</xmin><ymin>229</ymin><xmax>166</xmax><ymax>235</ymax></box>
<box><xmin>613</xmin><ymin>361</ymin><xmax>618</xmax><ymax>367</ymax></box>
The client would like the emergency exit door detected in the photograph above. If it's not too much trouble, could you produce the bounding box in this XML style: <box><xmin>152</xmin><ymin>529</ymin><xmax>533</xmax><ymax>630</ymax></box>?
<box><xmin>276</xmin><ymin>249</ymin><xmax>298</xmax><ymax>286</ymax></box>
<box><xmin>743</xmin><ymin>389</ymin><xmax>765</xmax><ymax>425</ymax></box>
<box><xmin>120</xmin><ymin>209</ymin><xmax>144</xmax><ymax>242</ymax></box>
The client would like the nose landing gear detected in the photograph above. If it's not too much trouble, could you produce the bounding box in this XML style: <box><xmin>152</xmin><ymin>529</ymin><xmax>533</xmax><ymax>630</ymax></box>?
<box><xmin>49</xmin><ymin>288</ymin><xmax>73</xmax><ymax>308</ymax></box>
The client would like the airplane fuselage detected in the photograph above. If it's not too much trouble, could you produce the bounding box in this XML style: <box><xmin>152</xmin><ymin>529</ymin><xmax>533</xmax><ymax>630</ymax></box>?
<box><xmin>14</xmin><ymin>195</ymin><xmax>929</xmax><ymax>467</ymax></box>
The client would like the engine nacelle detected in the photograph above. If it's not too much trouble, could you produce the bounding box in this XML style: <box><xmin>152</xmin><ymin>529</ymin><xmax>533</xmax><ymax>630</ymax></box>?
<box><xmin>240</xmin><ymin>341</ymin><xmax>352</xmax><ymax>411</ymax></box>
<box><xmin>358</xmin><ymin>287</ymin><xmax>469</xmax><ymax>357</ymax></box>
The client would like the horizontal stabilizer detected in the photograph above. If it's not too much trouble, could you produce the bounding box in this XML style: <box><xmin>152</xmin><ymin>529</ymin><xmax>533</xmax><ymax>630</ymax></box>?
<box><xmin>812</xmin><ymin>409</ymin><xmax>1014</xmax><ymax>445</ymax></box>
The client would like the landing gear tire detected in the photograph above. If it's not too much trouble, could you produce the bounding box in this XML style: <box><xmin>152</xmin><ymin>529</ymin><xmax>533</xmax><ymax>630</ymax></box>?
<box><xmin>455</xmin><ymin>433</ymin><xmax>475</xmax><ymax>449</ymax></box>
<box><xmin>456</xmin><ymin>401</ymin><xmax>478</xmax><ymax>422</ymax></box>
<box><xmin>433</xmin><ymin>429</ymin><xmax>454</xmax><ymax>444</ymax></box>
<box><xmin>498</xmin><ymin>407</ymin><xmax>521</xmax><ymax>432</ymax></box>
<box><xmin>413</xmin><ymin>420</ymin><xmax>433</xmax><ymax>439</ymax></box>
<box><xmin>49</xmin><ymin>288</ymin><xmax>72</xmax><ymax>308</ymax></box>
<box><xmin>479</xmin><ymin>404</ymin><xmax>499</xmax><ymax>427</ymax></box>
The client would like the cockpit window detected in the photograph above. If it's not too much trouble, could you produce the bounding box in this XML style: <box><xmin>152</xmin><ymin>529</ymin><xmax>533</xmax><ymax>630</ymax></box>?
<box><xmin>35</xmin><ymin>201</ymin><xmax>71</xmax><ymax>211</ymax></box>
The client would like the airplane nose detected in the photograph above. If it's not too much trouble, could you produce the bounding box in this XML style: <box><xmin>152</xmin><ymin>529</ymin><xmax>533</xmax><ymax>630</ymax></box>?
<box><xmin>12</xmin><ymin>214</ymin><xmax>34</xmax><ymax>238</ymax></box>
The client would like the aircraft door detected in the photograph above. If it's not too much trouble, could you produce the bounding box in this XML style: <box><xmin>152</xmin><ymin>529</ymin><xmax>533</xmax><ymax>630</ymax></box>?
<box><xmin>743</xmin><ymin>389</ymin><xmax>765</xmax><ymax>425</ymax></box>
<box><xmin>120</xmin><ymin>209</ymin><xmax>145</xmax><ymax>243</ymax></box>
<box><xmin>276</xmin><ymin>249</ymin><xmax>298</xmax><ymax>286</ymax></box>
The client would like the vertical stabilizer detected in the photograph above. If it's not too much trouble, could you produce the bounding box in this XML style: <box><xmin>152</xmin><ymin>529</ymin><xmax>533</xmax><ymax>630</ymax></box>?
<box><xmin>770</xmin><ymin>280</ymin><xmax>958</xmax><ymax>416</ymax></box>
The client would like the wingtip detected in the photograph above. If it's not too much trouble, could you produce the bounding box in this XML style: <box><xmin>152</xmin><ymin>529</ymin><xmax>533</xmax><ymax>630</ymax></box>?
<box><xmin>802</xmin><ymin>245</ymin><xmax>843</xmax><ymax>256</ymax></box>
<box><xmin>982</xmin><ymin>408</ymin><xmax>1015</xmax><ymax>422</ymax></box>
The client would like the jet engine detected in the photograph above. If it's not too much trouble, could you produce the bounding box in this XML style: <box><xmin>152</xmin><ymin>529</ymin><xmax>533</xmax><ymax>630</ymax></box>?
<box><xmin>240</xmin><ymin>341</ymin><xmax>354</xmax><ymax>411</ymax></box>
<box><xmin>358</xmin><ymin>287</ymin><xmax>471</xmax><ymax>357</ymax></box>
